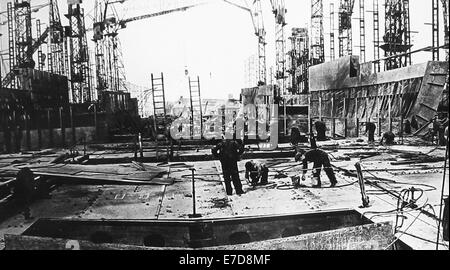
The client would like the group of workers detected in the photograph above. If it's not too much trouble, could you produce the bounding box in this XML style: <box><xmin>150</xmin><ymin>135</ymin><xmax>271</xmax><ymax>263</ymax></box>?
<box><xmin>212</xmin><ymin>115</ymin><xmax>450</xmax><ymax>196</ymax></box>
<box><xmin>212</xmin><ymin>131</ymin><xmax>338</xmax><ymax>195</ymax></box>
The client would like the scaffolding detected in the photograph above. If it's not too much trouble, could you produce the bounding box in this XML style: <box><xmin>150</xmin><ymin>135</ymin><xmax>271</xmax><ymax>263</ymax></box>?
<box><xmin>330</xmin><ymin>3</ymin><xmax>336</xmax><ymax>61</ymax></box>
<box><xmin>36</xmin><ymin>19</ymin><xmax>45</xmax><ymax>71</ymax></box>
<box><xmin>359</xmin><ymin>0</ymin><xmax>366</xmax><ymax>62</ymax></box>
<box><xmin>254</xmin><ymin>0</ymin><xmax>266</xmax><ymax>86</ymax></box>
<box><xmin>66</xmin><ymin>3</ymin><xmax>91</xmax><ymax>103</ymax></box>
<box><xmin>14</xmin><ymin>0</ymin><xmax>33</xmax><ymax>71</ymax></box>
<box><xmin>271</xmin><ymin>0</ymin><xmax>287</xmax><ymax>95</ymax></box>
<box><xmin>311</xmin><ymin>0</ymin><xmax>325</xmax><ymax>65</ymax></box>
<box><xmin>381</xmin><ymin>0</ymin><xmax>412</xmax><ymax>70</ymax></box>
<box><xmin>432</xmin><ymin>0</ymin><xmax>440</xmax><ymax>61</ymax></box>
<box><xmin>7</xmin><ymin>2</ymin><xmax>16</xmax><ymax>88</ymax></box>
<box><xmin>289</xmin><ymin>28</ymin><xmax>309</xmax><ymax>94</ymax></box>
<box><xmin>442</xmin><ymin>0</ymin><xmax>449</xmax><ymax>61</ymax></box>
<box><xmin>338</xmin><ymin>0</ymin><xmax>354</xmax><ymax>57</ymax></box>
<box><xmin>93</xmin><ymin>0</ymin><xmax>127</xmax><ymax>98</ymax></box>
<box><xmin>48</xmin><ymin>0</ymin><xmax>66</xmax><ymax>75</ymax></box>
<box><xmin>373</xmin><ymin>0</ymin><xmax>381</xmax><ymax>72</ymax></box>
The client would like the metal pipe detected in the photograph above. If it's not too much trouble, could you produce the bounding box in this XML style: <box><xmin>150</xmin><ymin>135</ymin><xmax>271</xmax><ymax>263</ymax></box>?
<box><xmin>436</xmin><ymin>139</ymin><xmax>449</xmax><ymax>250</ymax></box>
<box><xmin>189</xmin><ymin>168</ymin><xmax>201</xmax><ymax>218</ymax></box>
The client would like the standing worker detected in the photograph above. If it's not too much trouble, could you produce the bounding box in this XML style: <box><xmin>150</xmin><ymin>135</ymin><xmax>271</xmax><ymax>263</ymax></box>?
<box><xmin>309</xmin><ymin>132</ymin><xmax>318</xmax><ymax>149</ymax></box>
<box><xmin>212</xmin><ymin>136</ymin><xmax>245</xmax><ymax>196</ymax></box>
<box><xmin>290</xmin><ymin>126</ymin><xmax>301</xmax><ymax>146</ymax></box>
<box><xmin>245</xmin><ymin>161</ymin><xmax>269</xmax><ymax>186</ymax></box>
<box><xmin>295</xmin><ymin>148</ymin><xmax>338</xmax><ymax>188</ymax></box>
<box><xmin>432</xmin><ymin>116</ymin><xmax>442</xmax><ymax>145</ymax></box>
<box><xmin>404</xmin><ymin>119</ymin><xmax>412</xmax><ymax>135</ymax></box>
<box><xmin>364</xmin><ymin>122</ymin><xmax>377</xmax><ymax>144</ymax></box>
<box><xmin>314</xmin><ymin>121</ymin><xmax>327</xmax><ymax>141</ymax></box>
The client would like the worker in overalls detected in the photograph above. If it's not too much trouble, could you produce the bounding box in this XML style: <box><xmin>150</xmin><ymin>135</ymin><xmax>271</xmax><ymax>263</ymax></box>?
<box><xmin>432</xmin><ymin>116</ymin><xmax>442</xmax><ymax>145</ymax></box>
<box><xmin>212</xmin><ymin>137</ymin><xmax>245</xmax><ymax>196</ymax></box>
<box><xmin>290</xmin><ymin>126</ymin><xmax>301</xmax><ymax>146</ymax></box>
<box><xmin>245</xmin><ymin>161</ymin><xmax>269</xmax><ymax>187</ymax></box>
<box><xmin>14</xmin><ymin>168</ymin><xmax>35</xmax><ymax>220</ymax></box>
<box><xmin>314</xmin><ymin>121</ymin><xmax>327</xmax><ymax>141</ymax></box>
<box><xmin>404</xmin><ymin>119</ymin><xmax>412</xmax><ymax>135</ymax></box>
<box><xmin>295</xmin><ymin>148</ymin><xmax>338</xmax><ymax>188</ymax></box>
<box><xmin>309</xmin><ymin>132</ymin><xmax>318</xmax><ymax>149</ymax></box>
<box><xmin>364</xmin><ymin>122</ymin><xmax>377</xmax><ymax>144</ymax></box>
<box><xmin>4</xmin><ymin>114</ymin><xmax>13</xmax><ymax>153</ymax></box>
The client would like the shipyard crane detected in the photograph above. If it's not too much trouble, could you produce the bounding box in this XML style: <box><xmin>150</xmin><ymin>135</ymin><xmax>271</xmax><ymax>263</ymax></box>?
<box><xmin>88</xmin><ymin>4</ymin><xmax>203</xmax><ymax>33</ymax></box>
<box><xmin>92</xmin><ymin>1</ymin><xmax>205</xmax><ymax>113</ymax></box>
<box><xmin>1</xmin><ymin>2</ymin><xmax>51</xmax><ymax>88</ymax></box>
<box><xmin>222</xmin><ymin>0</ymin><xmax>267</xmax><ymax>85</ymax></box>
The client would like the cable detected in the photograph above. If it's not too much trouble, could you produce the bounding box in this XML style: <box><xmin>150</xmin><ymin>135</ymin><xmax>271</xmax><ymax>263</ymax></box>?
<box><xmin>360</xmin><ymin>164</ymin><xmax>438</xmax><ymax>192</ymax></box>
<box><xmin>276</xmin><ymin>180</ymin><xmax>358</xmax><ymax>190</ymax></box>
<box><xmin>385</xmin><ymin>211</ymin><xmax>422</xmax><ymax>250</ymax></box>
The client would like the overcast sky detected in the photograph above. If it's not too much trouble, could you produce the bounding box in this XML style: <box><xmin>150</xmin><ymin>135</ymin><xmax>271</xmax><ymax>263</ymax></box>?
<box><xmin>0</xmin><ymin>0</ymin><xmax>446</xmax><ymax>102</ymax></box>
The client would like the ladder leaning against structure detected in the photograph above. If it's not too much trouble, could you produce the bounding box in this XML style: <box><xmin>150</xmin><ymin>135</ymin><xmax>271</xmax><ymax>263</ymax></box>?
<box><xmin>188</xmin><ymin>76</ymin><xmax>203</xmax><ymax>139</ymax></box>
<box><xmin>151</xmin><ymin>72</ymin><xmax>169</xmax><ymax>160</ymax></box>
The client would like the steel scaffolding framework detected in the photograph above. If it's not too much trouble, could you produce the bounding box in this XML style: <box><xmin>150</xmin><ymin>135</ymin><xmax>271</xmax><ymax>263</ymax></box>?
<box><xmin>271</xmin><ymin>0</ymin><xmax>287</xmax><ymax>94</ymax></box>
<box><xmin>373</xmin><ymin>0</ymin><xmax>381</xmax><ymax>72</ymax></box>
<box><xmin>36</xmin><ymin>19</ymin><xmax>45</xmax><ymax>71</ymax></box>
<box><xmin>442</xmin><ymin>0</ymin><xmax>449</xmax><ymax>61</ymax></box>
<box><xmin>330</xmin><ymin>2</ymin><xmax>336</xmax><ymax>61</ymax></box>
<box><xmin>338</xmin><ymin>0</ymin><xmax>354</xmax><ymax>57</ymax></box>
<box><xmin>14</xmin><ymin>0</ymin><xmax>33</xmax><ymax>71</ymax></box>
<box><xmin>381</xmin><ymin>0</ymin><xmax>412</xmax><ymax>70</ymax></box>
<box><xmin>289</xmin><ymin>28</ymin><xmax>309</xmax><ymax>94</ymax></box>
<box><xmin>359</xmin><ymin>0</ymin><xmax>366</xmax><ymax>62</ymax></box>
<box><xmin>287</xmin><ymin>29</ymin><xmax>298</xmax><ymax>94</ymax></box>
<box><xmin>66</xmin><ymin>3</ymin><xmax>91</xmax><ymax>103</ymax></box>
<box><xmin>432</xmin><ymin>0</ymin><xmax>440</xmax><ymax>61</ymax></box>
<box><xmin>93</xmin><ymin>0</ymin><xmax>128</xmax><ymax>98</ymax></box>
<box><xmin>48</xmin><ymin>0</ymin><xmax>66</xmax><ymax>75</ymax></box>
<box><xmin>254</xmin><ymin>0</ymin><xmax>267</xmax><ymax>86</ymax></box>
<box><xmin>311</xmin><ymin>0</ymin><xmax>325</xmax><ymax>65</ymax></box>
<box><xmin>7</xmin><ymin>2</ymin><xmax>16</xmax><ymax>88</ymax></box>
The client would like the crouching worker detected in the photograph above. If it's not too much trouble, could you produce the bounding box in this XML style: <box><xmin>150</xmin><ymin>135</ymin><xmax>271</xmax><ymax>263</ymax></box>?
<box><xmin>295</xmin><ymin>148</ymin><xmax>338</xmax><ymax>188</ymax></box>
<box><xmin>245</xmin><ymin>161</ymin><xmax>269</xmax><ymax>186</ymax></box>
<box><xmin>212</xmin><ymin>137</ymin><xmax>245</xmax><ymax>196</ymax></box>
<box><xmin>14</xmin><ymin>168</ymin><xmax>35</xmax><ymax>220</ymax></box>
<box><xmin>380</xmin><ymin>131</ymin><xmax>396</xmax><ymax>146</ymax></box>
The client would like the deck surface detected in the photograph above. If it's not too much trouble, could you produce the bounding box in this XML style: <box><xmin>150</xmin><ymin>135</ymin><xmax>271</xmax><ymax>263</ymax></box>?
<box><xmin>0</xmin><ymin>139</ymin><xmax>448</xmax><ymax>250</ymax></box>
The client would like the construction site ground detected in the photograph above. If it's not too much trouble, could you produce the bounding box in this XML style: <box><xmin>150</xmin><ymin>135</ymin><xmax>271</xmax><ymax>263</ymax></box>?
<box><xmin>0</xmin><ymin>137</ymin><xmax>448</xmax><ymax>250</ymax></box>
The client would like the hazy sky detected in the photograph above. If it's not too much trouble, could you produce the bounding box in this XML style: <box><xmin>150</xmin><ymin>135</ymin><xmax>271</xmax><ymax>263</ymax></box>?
<box><xmin>0</xmin><ymin>0</ymin><xmax>446</xmax><ymax>102</ymax></box>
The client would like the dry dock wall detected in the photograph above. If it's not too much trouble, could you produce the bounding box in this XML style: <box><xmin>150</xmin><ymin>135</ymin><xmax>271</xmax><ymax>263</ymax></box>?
<box><xmin>308</xmin><ymin>56</ymin><xmax>448</xmax><ymax>138</ymax></box>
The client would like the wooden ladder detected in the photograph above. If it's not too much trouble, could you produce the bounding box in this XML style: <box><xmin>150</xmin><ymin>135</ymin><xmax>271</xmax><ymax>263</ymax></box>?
<box><xmin>188</xmin><ymin>76</ymin><xmax>203</xmax><ymax>139</ymax></box>
<box><xmin>151</xmin><ymin>73</ymin><xmax>167</xmax><ymax>160</ymax></box>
